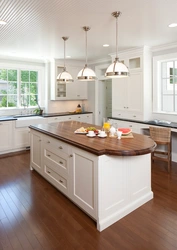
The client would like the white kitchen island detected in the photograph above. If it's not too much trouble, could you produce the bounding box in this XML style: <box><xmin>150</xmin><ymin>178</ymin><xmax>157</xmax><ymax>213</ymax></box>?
<box><xmin>29</xmin><ymin>121</ymin><xmax>155</xmax><ymax>231</ymax></box>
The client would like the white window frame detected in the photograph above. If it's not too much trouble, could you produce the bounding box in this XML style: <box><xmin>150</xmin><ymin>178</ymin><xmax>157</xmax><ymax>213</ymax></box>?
<box><xmin>0</xmin><ymin>61</ymin><xmax>45</xmax><ymax>110</ymax></box>
<box><xmin>153</xmin><ymin>52</ymin><xmax>177</xmax><ymax>114</ymax></box>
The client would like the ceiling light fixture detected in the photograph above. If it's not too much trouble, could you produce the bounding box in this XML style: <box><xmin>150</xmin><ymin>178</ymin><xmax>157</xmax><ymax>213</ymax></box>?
<box><xmin>56</xmin><ymin>37</ymin><xmax>73</xmax><ymax>83</ymax></box>
<box><xmin>103</xmin><ymin>44</ymin><xmax>109</xmax><ymax>47</ymax></box>
<box><xmin>168</xmin><ymin>23</ymin><xmax>177</xmax><ymax>28</ymax></box>
<box><xmin>105</xmin><ymin>11</ymin><xmax>129</xmax><ymax>78</ymax></box>
<box><xmin>0</xmin><ymin>0</ymin><xmax>6</xmax><ymax>25</ymax></box>
<box><xmin>0</xmin><ymin>19</ymin><xmax>6</xmax><ymax>25</ymax></box>
<box><xmin>77</xmin><ymin>26</ymin><xmax>96</xmax><ymax>81</ymax></box>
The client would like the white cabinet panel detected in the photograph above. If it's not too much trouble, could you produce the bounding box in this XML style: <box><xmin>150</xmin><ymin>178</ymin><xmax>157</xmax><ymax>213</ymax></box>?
<box><xmin>69</xmin><ymin>146</ymin><xmax>97</xmax><ymax>219</ymax></box>
<box><xmin>14</xmin><ymin>127</ymin><xmax>30</xmax><ymax>149</ymax></box>
<box><xmin>112</xmin><ymin>47</ymin><xmax>152</xmax><ymax>121</ymax></box>
<box><xmin>30</xmin><ymin>130</ymin><xmax>42</xmax><ymax>174</ymax></box>
<box><xmin>0</xmin><ymin>121</ymin><xmax>13</xmax><ymax>153</ymax></box>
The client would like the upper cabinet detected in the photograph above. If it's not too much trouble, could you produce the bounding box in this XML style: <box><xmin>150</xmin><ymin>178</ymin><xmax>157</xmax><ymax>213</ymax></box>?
<box><xmin>50</xmin><ymin>59</ymin><xmax>88</xmax><ymax>100</ymax></box>
<box><xmin>112</xmin><ymin>46</ymin><xmax>152</xmax><ymax>121</ymax></box>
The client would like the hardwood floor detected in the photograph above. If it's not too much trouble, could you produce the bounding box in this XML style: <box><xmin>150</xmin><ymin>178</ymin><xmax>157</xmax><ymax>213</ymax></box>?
<box><xmin>0</xmin><ymin>152</ymin><xmax>177</xmax><ymax>250</ymax></box>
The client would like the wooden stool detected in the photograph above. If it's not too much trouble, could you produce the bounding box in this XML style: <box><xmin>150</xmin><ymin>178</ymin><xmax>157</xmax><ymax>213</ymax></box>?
<box><xmin>149</xmin><ymin>126</ymin><xmax>171</xmax><ymax>172</ymax></box>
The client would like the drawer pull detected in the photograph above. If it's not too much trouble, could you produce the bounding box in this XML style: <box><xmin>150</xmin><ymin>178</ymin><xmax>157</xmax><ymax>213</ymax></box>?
<box><xmin>47</xmin><ymin>170</ymin><xmax>51</xmax><ymax>174</ymax></box>
<box><xmin>47</xmin><ymin>154</ymin><xmax>51</xmax><ymax>157</ymax></box>
<box><xmin>59</xmin><ymin>161</ymin><xmax>63</xmax><ymax>164</ymax></box>
<box><xmin>59</xmin><ymin>146</ymin><xmax>63</xmax><ymax>149</ymax></box>
<box><xmin>59</xmin><ymin>179</ymin><xmax>63</xmax><ymax>183</ymax></box>
<box><xmin>70</xmin><ymin>154</ymin><xmax>73</xmax><ymax>157</ymax></box>
<box><xmin>47</xmin><ymin>141</ymin><xmax>50</xmax><ymax>143</ymax></box>
<box><xmin>39</xmin><ymin>139</ymin><xmax>41</xmax><ymax>142</ymax></box>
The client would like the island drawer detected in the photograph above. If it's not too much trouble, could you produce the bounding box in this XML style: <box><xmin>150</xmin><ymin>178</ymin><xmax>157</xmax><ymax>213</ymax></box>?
<box><xmin>44</xmin><ymin>164</ymin><xmax>68</xmax><ymax>195</ymax></box>
<box><xmin>44</xmin><ymin>148</ymin><xmax>67</xmax><ymax>169</ymax></box>
<box><xmin>43</xmin><ymin>134</ymin><xmax>69</xmax><ymax>154</ymax></box>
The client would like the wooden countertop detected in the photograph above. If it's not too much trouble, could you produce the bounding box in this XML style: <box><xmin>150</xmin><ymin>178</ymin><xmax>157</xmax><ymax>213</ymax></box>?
<box><xmin>29</xmin><ymin>121</ymin><xmax>156</xmax><ymax>156</ymax></box>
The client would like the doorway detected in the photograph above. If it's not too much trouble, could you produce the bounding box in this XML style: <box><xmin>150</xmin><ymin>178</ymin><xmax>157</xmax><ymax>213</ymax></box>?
<box><xmin>97</xmin><ymin>80</ymin><xmax>112</xmax><ymax>125</ymax></box>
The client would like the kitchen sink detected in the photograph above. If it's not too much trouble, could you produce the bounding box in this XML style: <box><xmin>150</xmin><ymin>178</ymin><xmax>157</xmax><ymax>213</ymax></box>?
<box><xmin>15</xmin><ymin>116</ymin><xmax>47</xmax><ymax>128</ymax></box>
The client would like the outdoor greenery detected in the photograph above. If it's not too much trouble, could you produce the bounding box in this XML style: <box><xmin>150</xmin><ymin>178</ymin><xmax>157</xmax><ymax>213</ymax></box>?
<box><xmin>0</xmin><ymin>69</ymin><xmax>38</xmax><ymax>108</ymax></box>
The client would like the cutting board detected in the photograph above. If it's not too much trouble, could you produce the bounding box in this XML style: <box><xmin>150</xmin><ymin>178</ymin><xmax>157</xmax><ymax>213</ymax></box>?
<box><xmin>109</xmin><ymin>132</ymin><xmax>134</xmax><ymax>138</ymax></box>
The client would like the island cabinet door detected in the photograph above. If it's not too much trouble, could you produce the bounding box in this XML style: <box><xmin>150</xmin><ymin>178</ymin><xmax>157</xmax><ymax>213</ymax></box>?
<box><xmin>30</xmin><ymin>130</ymin><xmax>42</xmax><ymax>174</ymax></box>
<box><xmin>69</xmin><ymin>146</ymin><xmax>98</xmax><ymax>219</ymax></box>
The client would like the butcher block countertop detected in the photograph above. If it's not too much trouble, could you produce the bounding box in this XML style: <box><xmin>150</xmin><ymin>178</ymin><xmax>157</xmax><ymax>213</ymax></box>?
<box><xmin>29</xmin><ymin>120</ymin><xmax>156</xmax><ymax>156</ymax></box>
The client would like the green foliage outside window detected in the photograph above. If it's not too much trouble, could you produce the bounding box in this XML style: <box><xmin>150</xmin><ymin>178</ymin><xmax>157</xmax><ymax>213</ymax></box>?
<box><xmin>0</xmin><ymin>68</ymin><xmax>38</xmax><ymax>108</ymax></box>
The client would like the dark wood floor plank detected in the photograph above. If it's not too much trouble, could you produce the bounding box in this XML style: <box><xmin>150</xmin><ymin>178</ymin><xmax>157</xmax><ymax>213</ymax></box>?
<box><xmin>1</xmin><ymin>152</ymin><xmax>177</xmax><ymax>249</ymax></box>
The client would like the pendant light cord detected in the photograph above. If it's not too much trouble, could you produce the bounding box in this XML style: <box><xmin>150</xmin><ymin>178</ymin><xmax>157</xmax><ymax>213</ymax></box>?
<box><xmin>85</xmin><ymin>29</ymin><xmax>88</xmax><ymax>66</ymax></box>
<box><xmin>116</xmin><ymin>16</ymin><xmax>118</xmax><ymax>60</ymax></box>
<box><xmin>64</xmin><ymin>39</ymin><xmax>66</xmax><ymax>69</ymax></box>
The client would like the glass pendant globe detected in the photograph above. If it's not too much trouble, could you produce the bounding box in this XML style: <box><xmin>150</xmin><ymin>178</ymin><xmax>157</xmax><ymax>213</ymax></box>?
<box><xmin>105</xmin><ymin>59</ymin><xmax>129</xmax><ymax>78</ymax></box>
<box><xmin>57</xmin><ymin>70</ymin><xmax>73</xmax><ymax>83</ymax></box>
<box><xmin>77</xmin><ymin>66</ymin><xmax>96</xmax><ymax>81</ymax></box>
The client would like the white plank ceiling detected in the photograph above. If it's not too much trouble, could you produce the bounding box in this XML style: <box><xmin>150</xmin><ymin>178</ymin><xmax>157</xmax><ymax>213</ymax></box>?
<box><xmin>0</xmin><ymin>0</ymin><xmax>177</xmax><ymax>61</ymax></box>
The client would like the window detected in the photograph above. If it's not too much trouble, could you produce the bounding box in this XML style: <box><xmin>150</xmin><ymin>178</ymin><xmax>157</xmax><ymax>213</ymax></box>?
<box><xmin>0</xmin><ymin>68</ymin><xmax>39</xmax><ymax>108</ymax></box>
<box><xmin>153</xmin><ymin>53</ymin><xmax>177</xmax><ymax>113</ymax></box>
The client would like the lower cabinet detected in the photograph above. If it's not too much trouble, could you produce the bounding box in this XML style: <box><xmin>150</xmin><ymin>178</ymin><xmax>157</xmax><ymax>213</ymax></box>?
<box><xmin>69</xmin><ymin>146</ymin><xmax>97</xmax><ymax>219</ymax></box>
<box><xmin>30</xmin><ymin>129</ymin><xmax>97</xmax><ymax>218</ymax></box>
<box><xmin>46</xmin><ymin>114</ymin><xmax>93</xmax><ymax>124</ymax></box>
<box><xmin>13</xmin><ymin>127</ymin><xmax>30</xmax><ymax>149</ymax></box>
<box><xmin>30</xmin><ymin>130</ymin><xmax>42</xmax><ymax>174</ymax></box>
<box><xmin>0</xmin><ymin>121</ymin><xmax>13</xmax><ymax>153</ymax></box>
<box><xmin>110</xmin><ymin>119</ymin><xmax>142</xmax><ymax>134</ymax></box>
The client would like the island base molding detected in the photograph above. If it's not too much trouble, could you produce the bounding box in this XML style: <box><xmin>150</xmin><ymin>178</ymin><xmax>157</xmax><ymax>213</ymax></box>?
<box><xmin>97</xmin><ymin>191</ymin><xmax>153</xmax><ymax>231</ymax></box>
<box><xmin>97</xmin><ymin>154</ymin><xmax>153</xmax><ymax>231</ymax></box>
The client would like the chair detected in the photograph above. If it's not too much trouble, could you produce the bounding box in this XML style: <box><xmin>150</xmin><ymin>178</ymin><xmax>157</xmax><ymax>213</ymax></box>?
<box><xmin>149</xmin><ymin>126</ymin><xmax>171</xmax><ymax>172</ymax></box>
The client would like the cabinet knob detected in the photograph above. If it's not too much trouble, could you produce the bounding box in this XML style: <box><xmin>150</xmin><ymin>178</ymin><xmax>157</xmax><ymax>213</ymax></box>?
<box><xmin>47</xmin><ymin>170</ymin><xmax>51</xmax><ymax>174</ymax></box>
<box><xmin>47</xmin><ymin>154</ymin><xmax>51</xmax><ymax>157</ymax></box>
<box><xmin>59</xmin><ymin>179</ymin><xmax>63</xmax><ymax>183</ymax></box>
<box><xmin>39</xmin><ymin>139</ymin><xmax>42</xmax><ymax>142</ymax></box>
<box><xmin>59</xmin><ymin>161</ymin><xmax>63</xmax><ymax>164</ymax></box>
<box><xmin>133</xmin><ymin>115</ymin><xmax>136</xmax><ymax>117</ymax></box>
<box><xmin>47</xmin><ymin>141</ymin><xmax>50</xmax><ymax>143</ymax></box>
<box><xmin>59</xmin><ymin>146</ymin><xmax>63</xmax><ymax>149</ymax></box>
<box><xmin>70</xmin><ymin>154</ymin><xmax>73</xmax><ymax>157</ymax></box>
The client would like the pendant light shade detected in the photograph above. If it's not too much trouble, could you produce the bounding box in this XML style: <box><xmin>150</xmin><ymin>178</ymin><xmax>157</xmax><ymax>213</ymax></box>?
<box><xmin>77</xmin><ymin>26</ymin><xmax>97</xmax><ymax>81</ymax></box>
<box><xmin>57</xmin><ymin>37</ymin><xmax>73</xmax><ymax>83</ymax></box>
<box><xmin>105</xmin><ymin>11</ymin><xmax>129</xmax><ymax>78</ymax></box>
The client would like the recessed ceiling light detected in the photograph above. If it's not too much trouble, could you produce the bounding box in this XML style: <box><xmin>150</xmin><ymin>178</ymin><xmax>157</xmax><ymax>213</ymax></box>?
<box><xmin>103</xmin><ymin>44</ymin><xmax>109</xmax><ymax>47</ymax></box>
<box><xmin>0</xmin><ymin>20</ymin><xmax>6</xmax><ymax>25</ymax></box>
<box><xmin>168</xmin><ymin>23</ymin><xmax>177</xmax><ymax>28</ymax></box>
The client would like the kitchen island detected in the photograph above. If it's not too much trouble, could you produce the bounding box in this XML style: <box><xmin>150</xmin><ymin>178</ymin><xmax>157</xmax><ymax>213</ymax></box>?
<box><xmin>29</xmin><ymin>120</ymin><xmax>156</xmax><ymax>231</ymax></box>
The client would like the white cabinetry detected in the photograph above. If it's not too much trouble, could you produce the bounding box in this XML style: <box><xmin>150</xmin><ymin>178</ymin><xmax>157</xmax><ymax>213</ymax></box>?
<box><xmin>110</xmin><ymin>119</ymin><xmax>141</xmax><ymax>133</ymax></box>
<box><xmin>50</xmin><ymin>60</ymin><xmax>87</xmax><ymax>100</ymax></box>
<box><xmin>30</xmin><ymin>130</ymin><xmax>42</xmax><ymax>174</ymax></box>
<box><xmin>43</xmin><ymin>134</ymin><xmax>70</xmax><ymax>196</ymax></box>
<box><xmin>47</xmin><ymin>116</ymin><xmax>65</xmax><ymax>123</ymax></box>
<box><xmin>13</xmin><ymin>127</ymin><xmax>30</xmax><ymax>149</ymax></box>
<box><xmin>69</xmin><ymin>146</ymin><xmax>97</xmax><ymax>219</ymax></box>
<box><xmin>47</xmin><ymin>114</ymin><xmax>93</xmax><ymax>124</ymax></box>
<box><xmin>30</xmin><ymin>129</ymin><xmax>97</xmax><ymax>218</ymax></box>
<box><xmin>0</xmin><ymin>121</ymin><xmax>13</xmax><ymax>153</ymax></box>
<box><xmin>112</xmin><ymin>46</ymin><xmax>152</xmax><ymax>121</ymax></box>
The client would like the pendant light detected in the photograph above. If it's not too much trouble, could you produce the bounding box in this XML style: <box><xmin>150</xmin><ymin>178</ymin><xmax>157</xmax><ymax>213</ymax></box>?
<box><xmin>105</xmin><ymin>11</ymin><xmax>129</xmax><ymax>78</ymax></box>
<box><xmin>77</xmin><ymin>26</ymin><xmax>96</xmax><ymax>81</ymax></box>
<box><xmin>57</xmin><ymin>37</ymin><xmax>73</xmax><ymax>83</ymax></box>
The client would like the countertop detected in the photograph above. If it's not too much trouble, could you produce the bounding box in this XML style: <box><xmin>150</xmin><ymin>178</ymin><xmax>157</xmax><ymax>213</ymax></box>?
<box><xmin>108</xmin><ymin>117</ymin><xmax>177</xmax><ymax>129</ymax></box>
<box><xmin>0</xmin><ymin>111</ymin><xmax>93</xmax><ymax>121</ymax></box>
<box><xmin>29</xmin><ymin>121</ymin><xmax>156</xmax><ymax>156</ymax></box>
